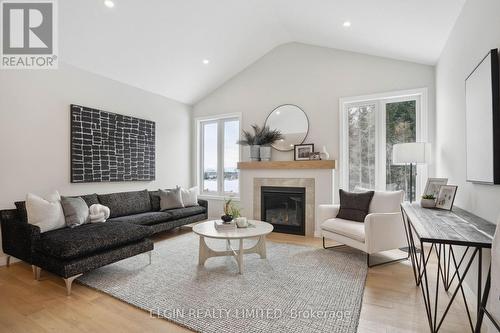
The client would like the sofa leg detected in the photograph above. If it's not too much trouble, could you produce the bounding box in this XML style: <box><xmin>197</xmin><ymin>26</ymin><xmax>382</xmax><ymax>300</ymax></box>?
<box><xmin>367</xmin><ymin>252</ymin><xmax>409</xmax><ymax>268</ymax></box>
<box><xmin>6</xmin><ymin>255</ymin><xmax>11</xmax><ymax>267</ymax></box>
<box><xmin>322</xmin><ymin>237</ymin><xmax>347</xmax><ymax>250</ymax></box>
<box><xmin>63</xmin><ymin>274</ymin><xmax>82</xmax><ymax>296</ymax></box>
<box><xmin>148</xmin><ymin>251</ymin><xmax>152</xmax><ymax>265</ymax></box>
<box><xmin>32</xmin><ymin>265</ymin><xmax>41</xmax><ymax>280</ymax></box>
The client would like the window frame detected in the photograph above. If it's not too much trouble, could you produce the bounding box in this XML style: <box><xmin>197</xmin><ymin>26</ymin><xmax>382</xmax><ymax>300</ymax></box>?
<box><xmin>339</xmin><ymin>88</ymin><xmax>428</xmax><ymax>198</ymax></box>
<box><xmin>195</xmin><ymin>113</ymin><xmax>242</xmax><ymax>199</ymax></box>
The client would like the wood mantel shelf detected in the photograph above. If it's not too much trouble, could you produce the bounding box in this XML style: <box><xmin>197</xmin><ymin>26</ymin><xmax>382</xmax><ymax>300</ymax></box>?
<box><xmin>237</xmin><ymin>160</ymin><xmax>335</xmax><ymax>170</ymax></box>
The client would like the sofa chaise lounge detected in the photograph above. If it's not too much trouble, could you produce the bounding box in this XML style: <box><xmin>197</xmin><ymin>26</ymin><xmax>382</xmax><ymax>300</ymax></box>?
<box><xmin>0</xmin><ymin>189</ymin><xmax>208</xmax><ymax>294</ymax></box>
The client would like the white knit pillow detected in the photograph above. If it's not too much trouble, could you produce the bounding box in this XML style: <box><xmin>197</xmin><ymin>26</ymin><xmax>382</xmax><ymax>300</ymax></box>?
<box><xmin>89</xmin><ymin>204</ymin><xmax>110</xmax><ymax>223</ymax></box>
<box><xmin>26</xmin><ymin>191</ymin><xmax>66</xmax><ymax>233</ymax></box>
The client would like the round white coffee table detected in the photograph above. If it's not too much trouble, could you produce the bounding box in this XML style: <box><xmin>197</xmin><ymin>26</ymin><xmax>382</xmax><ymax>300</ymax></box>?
<box><xmin>192</xmin><ymin>220</ymin><xmax>273</xmax><ymax>274</ymax></box>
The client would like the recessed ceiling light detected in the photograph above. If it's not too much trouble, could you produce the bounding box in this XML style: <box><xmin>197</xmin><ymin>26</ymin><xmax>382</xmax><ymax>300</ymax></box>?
<box><xmin>343</xmin><ymin>21</ymin><xmax>351</xmax><ymax>27</ymax></box>
<box><xmin>104</xmin><ymin>0</ymin><xmax>115</xmax><ymax>8</ymax></box>
<box><xmin>202</xmin><ymin>59</ymin><xmax>210</xmax><ymax>65</ymax></box>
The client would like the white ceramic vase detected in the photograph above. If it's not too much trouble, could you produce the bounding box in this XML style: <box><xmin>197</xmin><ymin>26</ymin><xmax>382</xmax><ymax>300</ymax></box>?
<box><xmin>321</xmin><ymin>145</ymin><xmax>330</xmax><ymax>160</ymax></box>
<box><xmin>249</xmin><ymin>145</ymin><xmax>260</xmax><ymax>161</ymax></box>
<box><xmin>260</xmin><ymin>146</ymin><xmax>272</xmax><ymax>161</ymax></box>
<box><xmin>420</xmin><ymin>198</ymin><xmax>436</xmax><ymax>208</ymax></box>
<box><xmin>235</xmin><ymin>217</ymin><xmax>248</xmax><ymax>228</ymax></box>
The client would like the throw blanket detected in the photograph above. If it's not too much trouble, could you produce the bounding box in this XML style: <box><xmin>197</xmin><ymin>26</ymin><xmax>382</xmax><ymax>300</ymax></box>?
<box><xmin>89</xmin><ymin>204</ymin><xmax>110</xmax><ymax>223</ymax></box>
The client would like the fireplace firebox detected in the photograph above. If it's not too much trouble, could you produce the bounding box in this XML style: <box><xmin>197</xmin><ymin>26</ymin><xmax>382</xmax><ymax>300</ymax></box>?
<box><xmin>261</xmin><ymin>186</ymin><xmax>305</xmax><ymax>235</ymax></box>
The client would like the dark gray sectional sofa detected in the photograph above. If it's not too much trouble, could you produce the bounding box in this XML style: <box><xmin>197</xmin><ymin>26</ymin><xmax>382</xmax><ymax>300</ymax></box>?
<box><xmin>0</xmin><ymin>189</ymin><xmax>208</xmax><ymax>295</ymax></box>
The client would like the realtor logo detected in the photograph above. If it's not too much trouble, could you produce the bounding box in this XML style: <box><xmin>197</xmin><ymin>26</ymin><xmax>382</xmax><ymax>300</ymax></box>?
<box><xmin>1</xmin><ymin>0</ymin><xmax>57</xmax><ymax>69</ymax></box>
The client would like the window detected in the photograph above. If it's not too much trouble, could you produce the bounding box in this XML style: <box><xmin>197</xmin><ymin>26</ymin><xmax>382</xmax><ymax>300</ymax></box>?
<box><xmin>198</xmin><ymin>115</ymin><xmax>240</xmax><ymax>196</ymax></box>
<box><xmin>347</xmin><ymin>103</ymin><xmax>376</xmax><ymax>191</ymax></box>
<box><xmin>385</xmin><ymin>99</ymin><xmax>417</xmax><ymax>197</ymax></box>
<box><xmin>341</xmin><ymin>89</ymin><xmax>427</xmax><ymax>201</ymax></box>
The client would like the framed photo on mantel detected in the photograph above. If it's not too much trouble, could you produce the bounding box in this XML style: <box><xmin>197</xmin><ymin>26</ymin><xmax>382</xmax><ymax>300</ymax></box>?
<box><xmin>294</xmin><ymin>144</ymin><xmax>314</xmax><ymax>161</ymax></box>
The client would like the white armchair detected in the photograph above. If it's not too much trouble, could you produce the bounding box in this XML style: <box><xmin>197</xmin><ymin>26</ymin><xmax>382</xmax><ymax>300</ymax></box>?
<box><xmin>319</xmin><ymin>190</ymin><xmax>408</xmax><ymax>267</ymax></box>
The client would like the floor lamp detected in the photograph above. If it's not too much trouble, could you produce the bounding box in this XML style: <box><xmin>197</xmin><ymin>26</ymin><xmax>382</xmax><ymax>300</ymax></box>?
<box><xmin>392</xmin><ymin>142</ymin><xmax>431</xmax><ymax>202</ymax></box>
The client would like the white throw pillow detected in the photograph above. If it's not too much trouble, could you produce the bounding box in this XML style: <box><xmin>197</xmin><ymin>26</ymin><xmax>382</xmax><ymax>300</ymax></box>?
<box><xmin>26</xmin><ymin>191</ymin><xmax>66</xmax><ymax>233</ymax></box>
<box><xmin>354</xmin><ymin>187</ymin><xmax>404</xmax><ymax>213</ymax></box>
<box><xmin>180</xmin><ymin>186</ymin><xmax>198</xmax><ymax>207</ymax></box>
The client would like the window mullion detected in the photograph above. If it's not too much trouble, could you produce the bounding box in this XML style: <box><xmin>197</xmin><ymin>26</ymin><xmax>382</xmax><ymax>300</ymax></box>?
<box><xmin>378</xmin><ymin>101</ymin><xmax>387</xmax><ymax>191</ymax></box>
<box><xmin>218</xmin><ymin>119</ymin><xmax>225</xmax><ymax>195</ymax></box>
<box><xmin>341</xmin><ymin>104</ymin><xmax>349</xmax><ymax>190</ymax></box>
<box><xmin>415</xmin><ymin>96</ymin><xmax>425</xmax><ymax>197</ymax></box>
<box><xmin>200</xmin><ymin>122</ymin><xmax>204</xmax><ymax>194</ymax></box>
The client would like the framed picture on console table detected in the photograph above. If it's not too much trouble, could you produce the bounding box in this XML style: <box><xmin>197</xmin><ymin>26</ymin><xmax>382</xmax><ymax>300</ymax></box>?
<box><xmin>435</xmin><ymin>185</ymin><xmax>458</xmax><ymax>211</ymax></box>
<box><xmin>294</xmin><ymin>144</ymin><xmax>314</xmax><ymax>161</ymax></box>
<box><xmin>423</xmin><ymin>178</ymin><xmax>448</xmax><ymax>198</ymax></box>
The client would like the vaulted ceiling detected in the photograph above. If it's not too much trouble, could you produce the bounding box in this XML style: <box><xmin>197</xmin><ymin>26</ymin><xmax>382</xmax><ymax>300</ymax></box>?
<box><xmin>60</xmin><ymin>0</ymin><xmax>465</xmax><ymax>104</ymax></box>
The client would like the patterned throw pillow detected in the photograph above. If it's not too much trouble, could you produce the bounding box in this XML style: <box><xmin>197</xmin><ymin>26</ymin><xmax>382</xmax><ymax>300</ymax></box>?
<box><xmin>14</xmin><ymin>201</ymin><xmax>28</xmax><ymax>223</ymax></box>
<box><xmin>159</xmin><ymin>188</ymin><xmax>184</xmax><ymax>211</ymax></box>
<box><xmin>336</xmin><ymin>189</ymin><xmax>375</xmax><ymax>222</ymax></box>
<box><xmin>149</xmin><ymin>190</ymin><xmax>162</xmax><ymax>211</ymax></box>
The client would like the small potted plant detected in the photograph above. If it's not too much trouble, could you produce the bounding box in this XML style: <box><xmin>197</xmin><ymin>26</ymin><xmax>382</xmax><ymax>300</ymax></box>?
<box><xmin>258</xmin><ymin>126</ymin><xmax>283</xmax><ymax>161</ymax></box>
<box><xmin>221</xmin><ymin>198</ymin><xmax>237</xmax><ymax>223</ymax></box>
<box><xmin>237</xmin><ymin>124</ymin><xmax>283</xmax><ymax>161</ymax></box>
<box><xmin>229</xmin><ymin>204</ymin><xmax>248</xmax><ymax>228</ymax></box>
<box><xmin>237</xmin><ymin>125</ymin><xmax>262</xmax><ymax>161</ymax></box>
<box><xmin>420</xmin><ymin>194</ymin><xmax>436</xmax><ymax>208</ymax></box>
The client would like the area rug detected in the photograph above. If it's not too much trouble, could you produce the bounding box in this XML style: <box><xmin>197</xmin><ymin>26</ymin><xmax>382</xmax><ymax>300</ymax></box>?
<box><xmin>78</xmin><ymin>233</ymin><xmax>367</xmax><ymax>333</ymax></box>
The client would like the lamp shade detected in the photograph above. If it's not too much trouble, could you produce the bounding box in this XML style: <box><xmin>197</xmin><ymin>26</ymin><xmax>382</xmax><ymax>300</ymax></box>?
<box><xmin>392</xmin><ymin>142</ymin><xmax>431</xmax><ymax>164</ymax></box>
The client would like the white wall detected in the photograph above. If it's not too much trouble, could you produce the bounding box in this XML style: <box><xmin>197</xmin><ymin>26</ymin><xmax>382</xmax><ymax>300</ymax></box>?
<box><xmin>0</xmin><ymin>63</ymin><xmax>192</xmax><ymax>263</ymax></box>
<box><xmin>193</xmin><ymin>42</ymin><xmax>435</xmax><ymax>213</ymax></box>
<box><xmin>436</xmin><ymin>0</ymin><xmax>500</xmax><ymax>224</ymax></box>
<box><xmin>435</xmin><ymin>0</ymin><xmax>500</xmax><ymax>320</ymax></box>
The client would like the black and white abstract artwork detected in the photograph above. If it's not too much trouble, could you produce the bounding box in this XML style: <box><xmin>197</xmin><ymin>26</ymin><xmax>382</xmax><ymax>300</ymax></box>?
<box><xmin>70</xmin><ymin>104</ymin><xmax>155</xmax><ymax>183</ymax></box>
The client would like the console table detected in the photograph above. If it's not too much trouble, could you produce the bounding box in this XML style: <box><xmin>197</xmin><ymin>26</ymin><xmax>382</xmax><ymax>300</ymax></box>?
<box><xmin>400</xmin><ymin>202</ymin><xmax>496</xmax><ymax>333</ymax></box>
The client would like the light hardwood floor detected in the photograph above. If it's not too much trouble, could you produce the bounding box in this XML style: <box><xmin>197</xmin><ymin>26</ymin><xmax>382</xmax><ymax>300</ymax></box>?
<box><xmin>0</xmin><ymin>227</ymin><xmax>473</xmax><ymax>333</ymax></box>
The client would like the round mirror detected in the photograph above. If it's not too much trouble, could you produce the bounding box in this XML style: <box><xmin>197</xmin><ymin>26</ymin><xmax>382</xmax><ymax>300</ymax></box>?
<box><xmin>265</xmin><ymin>104</ymin><xmax>309</xmax><ymax>151</ymax></box>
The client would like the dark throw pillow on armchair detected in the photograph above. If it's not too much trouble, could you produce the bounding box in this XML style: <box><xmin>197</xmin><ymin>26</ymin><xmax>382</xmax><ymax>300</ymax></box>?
<box><xmin>336</xmin><ymin>189</ymin><xmax>375</xmax><ymax>222</ymax></box>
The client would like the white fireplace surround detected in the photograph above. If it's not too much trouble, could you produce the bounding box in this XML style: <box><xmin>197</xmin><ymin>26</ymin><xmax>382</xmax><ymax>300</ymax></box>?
<box><xmin>239</xmin><ymin>168</ymin><xmax>335</xmax><ymax>237</ymax></box>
